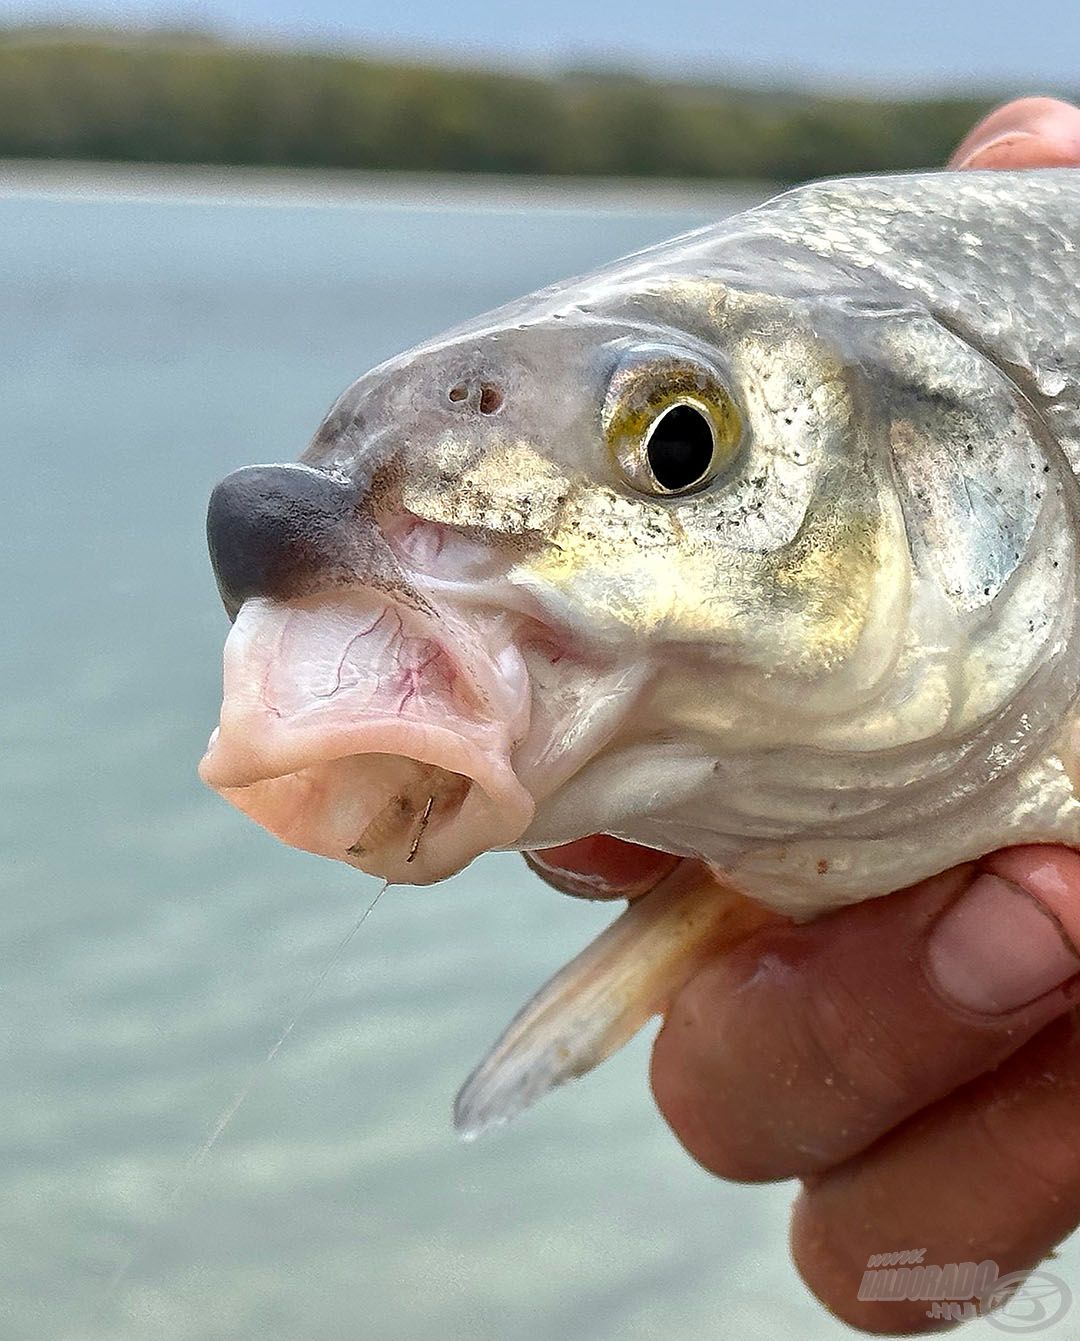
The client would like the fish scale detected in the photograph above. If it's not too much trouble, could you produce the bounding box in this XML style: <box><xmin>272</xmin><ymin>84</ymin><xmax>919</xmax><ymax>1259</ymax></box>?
<box><xmin>739</xmin><ymin>173</ymin><xmax>1080</xmax><ymax>430</ymax></box>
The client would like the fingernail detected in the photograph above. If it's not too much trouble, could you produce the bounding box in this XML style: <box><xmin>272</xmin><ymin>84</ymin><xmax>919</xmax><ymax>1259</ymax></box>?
<box><xmin>926</xmin><ymin>873</ymin><xmax>1080</xmax><ymax>1014</ymax></box>
<box><xmin>524</xmin><ymin>839</ymin><xmax>679</xmax><ymax>900</ymax></box>
<box><xmin>523</xmin><ymin>848</ymin><xmax>627</xmax><ymax>898</ymax></box>
<box><xmin>951</xmin><ymin>130</ymin><xmax>1036</xmax><ymax>169</ymax></box>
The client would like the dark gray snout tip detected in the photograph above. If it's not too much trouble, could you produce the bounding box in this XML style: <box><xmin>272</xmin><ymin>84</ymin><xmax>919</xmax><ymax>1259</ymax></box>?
<box><xmin>206</xmin><ymin>463</ymin><xmax>356</xmax><ymax>619</ymax></box>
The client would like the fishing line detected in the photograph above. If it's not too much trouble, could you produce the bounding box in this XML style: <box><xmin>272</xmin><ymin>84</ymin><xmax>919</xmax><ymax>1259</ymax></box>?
<box><xmin>102</xmin><ymin>877</ymin><xmax>391</xmax><ymax>1312</ymax></box>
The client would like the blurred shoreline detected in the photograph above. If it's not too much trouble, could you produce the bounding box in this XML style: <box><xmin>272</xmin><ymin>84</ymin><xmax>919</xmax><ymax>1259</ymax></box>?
<box><xmin>0</xmin><ymin>27</ymin><xmax>1002</xmax><ymax>183</ymax></box>
<box><xmin>0</xmin><ymin>159</ymin><xmax>773</xmax><ymax>212</ymax></box>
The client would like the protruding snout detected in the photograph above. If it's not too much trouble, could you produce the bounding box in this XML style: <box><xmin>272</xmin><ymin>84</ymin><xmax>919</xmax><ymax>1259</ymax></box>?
<box><xmin>207</xmin><ymin>463</ymin><xmax>357</xmax><ymax>618</ymax></box>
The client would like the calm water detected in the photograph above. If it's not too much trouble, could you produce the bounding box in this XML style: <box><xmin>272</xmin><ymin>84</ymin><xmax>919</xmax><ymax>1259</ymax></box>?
<box><xmin>3</xmin><ymin>185</ymin><xmax>1072</xmax><ymax>1341</ymax></box>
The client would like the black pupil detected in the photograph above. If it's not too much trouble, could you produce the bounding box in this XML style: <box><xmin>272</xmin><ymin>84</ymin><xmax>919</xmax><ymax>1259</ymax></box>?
<box><xmin>646</xmin><ymin>404</ymin><xmax>714</xmax><ymax>491</ymax></box>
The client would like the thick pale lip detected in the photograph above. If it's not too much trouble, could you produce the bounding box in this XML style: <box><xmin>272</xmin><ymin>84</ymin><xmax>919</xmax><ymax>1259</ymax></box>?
<box><xmin>199</xmin><ymin>593</ymin><xmax>535</xmax><ymax>883</ymax></box>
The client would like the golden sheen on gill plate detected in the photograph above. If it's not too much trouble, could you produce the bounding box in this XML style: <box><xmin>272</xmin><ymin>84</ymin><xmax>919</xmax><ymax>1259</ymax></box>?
<box><xmin>200</xmin><ymin>170</ymin><xmax>1080</xmax><ymax>1134</ymax></box>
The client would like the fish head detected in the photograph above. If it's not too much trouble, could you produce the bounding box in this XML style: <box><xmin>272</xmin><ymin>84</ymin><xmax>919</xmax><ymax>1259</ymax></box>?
<box><xmin>200</xmin><ymin>259</ymin><xmax>1069</xmax><ymax>893</ymax></box>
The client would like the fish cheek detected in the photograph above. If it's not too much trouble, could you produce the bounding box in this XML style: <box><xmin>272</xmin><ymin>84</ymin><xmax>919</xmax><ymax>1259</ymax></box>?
<box><xmin>520</xmin><ymin>482</ymin><xmax>700</xmax><ymax>638</ymax></box>
<box><xmin>400</xmin><ymin>434</ymin><xmax>571</xmax><ymax>536</ymax></box>
<box><xmin>758</xmin><ymin>494</ymin><xmax>898</xmax><ymax>668</ymax></box>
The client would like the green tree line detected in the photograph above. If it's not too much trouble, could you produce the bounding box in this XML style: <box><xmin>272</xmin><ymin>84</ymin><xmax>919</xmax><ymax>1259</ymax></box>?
<box><xmin>0</xmin><ymin>27</ymin><xmax>1037</xmax><ymax>178</ymax></box>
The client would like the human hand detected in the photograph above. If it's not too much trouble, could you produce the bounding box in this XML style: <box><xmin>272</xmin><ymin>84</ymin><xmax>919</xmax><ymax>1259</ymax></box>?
<box><xmin>527</xmin><ymin>98</ymin><xmax>1080</xmax><ymax>1333</ymax></box>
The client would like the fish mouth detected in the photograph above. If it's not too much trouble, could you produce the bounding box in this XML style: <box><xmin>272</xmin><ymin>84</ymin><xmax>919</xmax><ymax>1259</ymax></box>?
<box><xmin>199</xmin><ymin>592</ymin><xmax>535</xmax><ymax>883</ymax></box>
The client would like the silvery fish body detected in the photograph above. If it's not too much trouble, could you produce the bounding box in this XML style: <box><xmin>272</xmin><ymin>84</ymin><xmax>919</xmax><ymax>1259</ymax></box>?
<box><xmin>201</xmin><ymin>169</ymin><xmax>1080</xmax><ymax>1130</ymax></box>
<box><xmin>202</xmin><ymin>169</ymin><xmax>1080</xmax><ymax>918</ymax></box>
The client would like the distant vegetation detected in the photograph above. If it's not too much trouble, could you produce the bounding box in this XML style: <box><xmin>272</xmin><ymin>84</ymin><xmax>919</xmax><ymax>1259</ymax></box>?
<box><xmin>0</xmin><ymin>26</ymin><xmax>1032</xmax><ymax>179</ymax></box>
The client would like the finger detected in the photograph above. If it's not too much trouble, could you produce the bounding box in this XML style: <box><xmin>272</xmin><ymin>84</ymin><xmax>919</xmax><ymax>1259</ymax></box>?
<box><xmin>650</xmin><ymin>849</ymin><xmax>1080</xmax><ymax>1181</ymax></box>
<box><xmin>523</xmin><ymin>836</ymin><xmax>680</xmax><ymax>900</ymax></box>
<box><xmin>791</xmin><ymin>1010</ymin><xmax>1080</xmax><ymax>1335</ymax></box>
<box><xmin>949</xmin><ymin>96</ymin><xmax>1080</xmax><ymax>169</ymax></box>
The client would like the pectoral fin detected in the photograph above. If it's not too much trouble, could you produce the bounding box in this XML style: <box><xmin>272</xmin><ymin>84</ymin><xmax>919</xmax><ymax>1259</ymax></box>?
<box><xmin>454</xmin><ymin>864</ymin><xmax>774</xmax><ymax>1138</ymax></box>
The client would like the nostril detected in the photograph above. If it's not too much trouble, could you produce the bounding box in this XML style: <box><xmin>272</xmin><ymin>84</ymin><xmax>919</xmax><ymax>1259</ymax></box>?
<box><xmin>479</xmin><ymin>383</ymin><xmax>503</xmax><ymax>415</ymax></box>
<box><xmin>446</xmin><ymin>381</ymin><xmax>504</xmax><ymax>413</ymax></box>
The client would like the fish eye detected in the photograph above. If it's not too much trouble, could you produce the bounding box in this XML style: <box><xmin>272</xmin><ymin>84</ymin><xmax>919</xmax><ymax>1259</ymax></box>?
<box><xmin>643</xmin><ymin>402</ymin><xmax>716</xmax><ymax>492</ymax></box>
<box><xmin>603</xmin><ymin>347</ymin><xmax>741</xmax><ymax>498</ymax></box>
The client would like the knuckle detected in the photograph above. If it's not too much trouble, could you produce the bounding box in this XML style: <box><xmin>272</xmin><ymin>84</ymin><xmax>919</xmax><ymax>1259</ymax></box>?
<box><xmin>652</xmin><ymin>935</ymin><xmax>948</xmax><ymax>1183</ymax></box>
<box><xmin>971</xmin><ymin>1076</ymin><xmax>1080</xmax><ymax>1212</ymax></box>
<box><xmin>745</xmin><ymin>971</ymin><xmax>937</xmax><ymax>1175</ymax></box>
<box><xmin>800</xmin><ymin>970</ymin><xmax>928</xmax><ymax>1120</ymax></box>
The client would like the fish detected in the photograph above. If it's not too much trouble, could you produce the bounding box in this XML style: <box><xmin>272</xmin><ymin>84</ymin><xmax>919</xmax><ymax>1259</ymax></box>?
<box><xmin>200</xmin><ymin>169</ymin><xmax>1080</xmax><ymax>1136</ymax></box>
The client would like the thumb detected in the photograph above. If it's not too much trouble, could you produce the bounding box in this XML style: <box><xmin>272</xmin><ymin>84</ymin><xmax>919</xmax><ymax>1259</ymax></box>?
<box><xmin>651</xmin><ymin>846</ymin><xmax>1080</xmax><ymax>1182</ymax></box>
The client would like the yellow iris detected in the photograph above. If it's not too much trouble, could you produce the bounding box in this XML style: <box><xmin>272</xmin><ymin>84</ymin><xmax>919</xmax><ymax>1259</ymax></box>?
<box><xmin>603</xmin><ymin>349</ymin><xmax>742</xmax><ymax>496</ymax></box>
